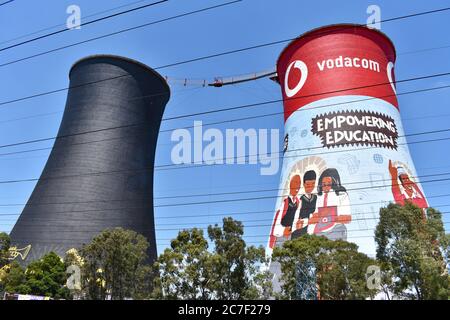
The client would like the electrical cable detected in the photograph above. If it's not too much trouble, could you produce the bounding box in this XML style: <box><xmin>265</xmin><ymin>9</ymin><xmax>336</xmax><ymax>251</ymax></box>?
<box><xmin>0</xmin><ymin>0</ymin><xmax>243</xmax><ymax>68</ymax></box>
<box><xmin>0</xmin><ymin>0</ymin><xmax>168</xmax><ymax>52</ymax></box>
<box><xmin>0</xmin><ymin>71</ymin><xmax>449</xmax><ymax>154</ymax></box>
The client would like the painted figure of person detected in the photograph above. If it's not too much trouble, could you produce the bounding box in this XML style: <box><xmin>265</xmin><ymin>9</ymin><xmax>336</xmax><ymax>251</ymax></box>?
<box><xmin>308</xmin><ymin>168</ymin><xmax>351</xmax><ymax>240</ymax></box>
<box><xmin>269</xmin><ymin>174</ymin><xmax>301</xmax><ymax>248</ymax></box>
<box><xmin>291</xmin><ymin>170</ymin><xmax>317</xmax><ymax>239</ymax></box>
<box><xmin>388</xmin><ymin>159</ymin><xmax>428</xmax><ymax>213</ymax></box>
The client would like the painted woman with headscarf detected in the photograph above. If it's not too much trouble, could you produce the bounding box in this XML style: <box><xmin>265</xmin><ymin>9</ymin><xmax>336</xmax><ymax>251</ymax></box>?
<box><xmin>308</xmin><ymin>168</ymin><xmax>352</xmax><ymax>240</ymax></box>
<box><xmin>388</xmin><ymin>159</ymin><xmax>428</xmax><ymax>217</ymax></box>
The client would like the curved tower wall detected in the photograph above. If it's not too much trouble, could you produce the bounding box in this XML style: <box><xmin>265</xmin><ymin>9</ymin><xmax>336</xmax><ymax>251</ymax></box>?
<box><xmin>268</xmin><ymin>25</ymin><xmax>428</xmax><ymax>257</ymax></box>
<box><xmin>10</xmin><ymin>55</ymin><xmax>170</xmax><ymax>264</ymax></box>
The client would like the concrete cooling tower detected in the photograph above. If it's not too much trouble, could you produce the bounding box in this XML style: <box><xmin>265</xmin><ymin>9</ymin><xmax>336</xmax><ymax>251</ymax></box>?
<box><xmin>10</xmin><ymin>55</ymin><xmax>170</xmax><ymax>264</ymax></box>
<box><xmin>268</xmin><ymin>24</ymin><xmax>428</xmax><ymax>262</ymax></box>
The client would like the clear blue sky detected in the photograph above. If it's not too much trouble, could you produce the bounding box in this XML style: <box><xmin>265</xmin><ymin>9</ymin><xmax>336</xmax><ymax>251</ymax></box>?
<box><xmin>0</xmin><ymin>0</ymin><xmax>449</xmax><ymax>254</ymax></box>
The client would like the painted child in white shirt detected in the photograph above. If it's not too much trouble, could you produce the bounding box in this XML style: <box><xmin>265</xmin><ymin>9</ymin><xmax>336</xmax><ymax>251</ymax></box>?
<box><xmin>307</xmin><ymin>168</ymin><xmax>351</xmax><ymax>240</ymax></box>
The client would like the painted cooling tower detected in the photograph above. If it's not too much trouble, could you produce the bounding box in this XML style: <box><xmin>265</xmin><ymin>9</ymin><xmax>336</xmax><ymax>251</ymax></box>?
<box><xmin>268</xmin><ymin>24</ymin><xmax>428</xmax><ymax>257</ymax></box>
<box><xmin>10</xmin><ymin>55</ymin><xmax>170</xmax><ymax>264</ymax></box>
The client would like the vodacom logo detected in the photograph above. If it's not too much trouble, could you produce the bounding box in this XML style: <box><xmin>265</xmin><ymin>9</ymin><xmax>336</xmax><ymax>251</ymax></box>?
<box><xmin>284</xmin><ymin>60</ymin><xmax>308</xmax><ymax>98</ymax></box>
<box><xmin>386</xmin><ymin>61</ymin><xmax>396</xmax><ymax>94</ymax></box>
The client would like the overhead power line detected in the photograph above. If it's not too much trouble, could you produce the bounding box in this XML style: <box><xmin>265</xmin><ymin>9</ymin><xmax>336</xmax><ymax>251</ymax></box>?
<box><xmin>0</xmin><ymin>0</ymin><xmax>168</xmax><ymax>52</ymax></box>
<box><xmin>1</xmin><ymin>207</ymin><xmax>450</xmax><ymax>227</ymax></box>
<box><xmin>9</xmin><ymin>221</ymin><xmax>450</xmax><ymax>244</ymax></box>
<box><xmin>2</xmin><ymin>195</ymin><xmax>450</xmax><ymax>220</ymax></box>
<box><xmin>161</xmin><ymin>73</ymin><xmax>450</xmax><ymax>121</ymax></box>
<box><xmin>0</xmin><ymin>176</ymin><xmax>449</xmax><ymax>209</ymax></box>
<box><xmin>4</xmin><ymin>219</ymin><xmax>450</xmax><ymax>233</ymax></box>
<box><xmin>6</xmin><ymin>203</ymin><xmax>450</xmax><ymax>241</ymax></box>
<box><xmin>2</xmin><ymin>4</ymin><xmax>450</xmax><ymax>69</ymax></box>
<box><xmin>0</xmin><ymin>0</ymin><xmax>160</xmax><ymax>46</ymax></box>
<box><xmin>0</xmin><ymin>50</ymin><xmax>447</xmax><ymax>109</ymax></box>
<box><xmin>5</xmin><ymin>222</ymin><xmax>450</xmax><ymax>236</ymax></box>
<box><xmin>2</xmin><ymin>195</ymin><xmax>450</xmax><ymax>242</ymax></box>
<box><xmin>0</xmin><ymin>87</ymin><xmax>449</xmax><ymax>159</ymax></box>
<box><xmin>0</xmin><ymin>85</ymin><xmax>202</xmax><ymax>129</ymax></box>
<box><xmin>0</xmin><ymin>70</ymin><xmax>449</xmax><ymax>153</ymax></box>
<box><xmin>154</xmin><ymin>133</ymin><xmax>450</xmax><ymax>173</ymax></box>
<box><xmin>2</xmin><ymin>41</ymin><xmax>450</xmax><ymax>132</ymax></box>
<box><xmin>0</xmin><ymin>166</ymin><xmax>448</xmax><ymax>203</ymax></box>
<box><xmin>0</xmin><ymin>3</ymin><xmax>449</xmax><ymax>91</ymax></box>
<box><xmin>0</xmin><ymin>124</ymin><xmax>448</xmax><ymax>183</ymax></box>
<box><xmin>0</xmin><ymin>0</ymin><xmax>13</xmax><ymax>7</ymax></box>
<box><xmin>153</xmin><ymin>178</ymin><xmax>450</xmax><ymax>208</ymax></box>
<box><xmin>0</xmin><ymin>0</ymin><xmax>242</xmax><ymax>68</ymax></box>
<box><xmin>0</xmin><ymin>104</ymin><xmax>450</xmax><ymax>162</ymax></box>
<box><xmin>158</xmin><ymin>83</ymin><xmax>450</xmax><ymax>133</ymax></box>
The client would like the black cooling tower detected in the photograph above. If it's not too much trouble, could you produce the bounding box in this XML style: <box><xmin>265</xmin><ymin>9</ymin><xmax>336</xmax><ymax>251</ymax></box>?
<box><xmin>10</xmin><ymin>55</ymin><xmax>170</xmax><ymax>264</ymax></box>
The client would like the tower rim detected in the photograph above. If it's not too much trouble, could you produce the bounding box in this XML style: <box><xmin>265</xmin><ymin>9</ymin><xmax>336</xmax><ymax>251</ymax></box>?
<box><xmin>69</xmin><ymin>54</ymin><xmax>171</xmax><ymax>99</ymax></box>
<box><xmin>276</xmin><ymin>23</ymin><xmax>397</xmax><ymax>68</ymax></box>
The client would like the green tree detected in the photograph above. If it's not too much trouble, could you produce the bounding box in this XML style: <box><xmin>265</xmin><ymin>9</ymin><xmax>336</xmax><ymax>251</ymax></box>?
<box><xmin>273</xmin><ymin>234</ymin><xmax>376</xmax><ymax>300</ymax></box>
<box><xmin>154</xmin><ymin>228</ymin><xmax>214</xmax><ymax>299</ymax></box>
<box><xmin>0</xmin><ymin>232</ymin><xmax>10</xmax><ymax>268</ymax></box>
<box><xmin>1</xmin><ymin>252</ymin><xmax>70</xmax><ymax>299</ymax></box>
<box><xmin>154</xmin><ymin>218</ymin><xmax>272</xmax><ymax>300</ymax></box>
<box><xmin>207</xmin><ymin>217</ymin><xmax>271</xmax><ymax>299</ymax></box>
<box><xmin>25</xmin><ymin>252</ymin><xmax>71</xmax><ymax>299</ymax></box>
<box><xmin>375</xmin><ymin>203</ymin><xmax>450</xmax><ymax>299</ymax></box>
<box><xmin>1</xmin><ymin>262</ymin><xmax>30</xmax><ymax>295</ymax></box>
<box><xmin>79</xmin><ymin>228</ymin><xmax>151</xmax><ymax>300</ymax></box>
<box><xmin>0</xmin><ymin>232</ymin><xmax>11</xmax><ymax>295</ymax></box>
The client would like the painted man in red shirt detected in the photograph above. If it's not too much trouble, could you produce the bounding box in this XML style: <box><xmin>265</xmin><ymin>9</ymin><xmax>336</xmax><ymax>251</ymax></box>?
<box><xmin>269</xmin><ymin>174</ymin><xmax>301</xmax><ymax>248</ymax></box>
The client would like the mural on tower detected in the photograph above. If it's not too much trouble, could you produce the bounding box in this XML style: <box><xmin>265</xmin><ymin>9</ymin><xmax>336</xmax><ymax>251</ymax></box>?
<box><xmin>268</xmin><ymin>24</ymin><xmax>429</xmax><ymax>257</ymax></box>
